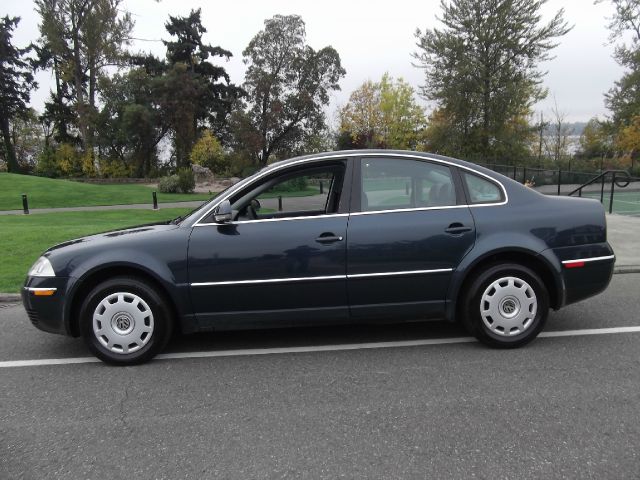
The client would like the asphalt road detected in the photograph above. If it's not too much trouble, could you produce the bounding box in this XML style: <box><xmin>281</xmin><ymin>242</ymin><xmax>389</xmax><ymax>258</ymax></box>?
<box><xmin>2</xmin><ymin>275</ymin><xmax>640</xmax><ymax>479</ymax></box>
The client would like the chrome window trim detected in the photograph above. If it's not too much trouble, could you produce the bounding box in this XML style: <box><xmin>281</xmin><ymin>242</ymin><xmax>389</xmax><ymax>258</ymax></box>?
<box><xmin>351</xmin><ymin>205</ymin><xmax>467</xmax><ymax>217</ymax></box>
<box><xmin>194</xmin><ymin>213</ymin><xmax>349</xmax><ymax>227</ymax></box>
<box><xmin>192</xmin><ymin>152</ymin><xmax>508</xmax><ymax>226</ymax></box>
<box><xmin>561</xmin><ymin>255</ymin><xmax>615</xmax><ymax>264</ymax></box>
<box><xmin>190</xmin><ymin>268</ymin><xmax>453</xmax><ymax>287</ymax></box>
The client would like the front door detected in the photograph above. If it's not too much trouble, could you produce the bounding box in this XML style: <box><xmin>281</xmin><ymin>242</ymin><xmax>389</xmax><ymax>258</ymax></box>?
<box><xmin>347</xmin><ymin>156</ymin><xmax>476</xmax><ymax>319</ymax></box>
<box><xmin>188</xmin><ymin>161</ymin><xmax>350</xmax><ymax>329</ymax></box>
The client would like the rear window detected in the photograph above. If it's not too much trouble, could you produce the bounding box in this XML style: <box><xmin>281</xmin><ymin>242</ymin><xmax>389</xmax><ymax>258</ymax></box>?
<box><xmin>462</xmin><ymin>172</ymin><xmax>503</xmax><ymax>204</ymax></box>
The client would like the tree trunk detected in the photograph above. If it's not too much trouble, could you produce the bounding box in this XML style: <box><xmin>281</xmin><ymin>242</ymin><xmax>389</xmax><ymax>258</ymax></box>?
<box><xmin>72</xmin><ymin>27</ymin><xmax>88</xmax><ymax>149</ymax></box>
<box><xmin>1</xmin><ymin>116</ymin><xmax>20</xmax><ymax>173</ymax></box>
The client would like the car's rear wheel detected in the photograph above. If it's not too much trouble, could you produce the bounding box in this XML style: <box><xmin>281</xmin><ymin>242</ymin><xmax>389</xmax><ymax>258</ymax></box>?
<box><xmin>80</xmin><ymin>277</ymin><xmax>172</xmax><ymax>365</ymax></box>
<box><xmin>462</xmin><ymin>263</ymin><xmax>549</xmax><ymax>348</ymax></box>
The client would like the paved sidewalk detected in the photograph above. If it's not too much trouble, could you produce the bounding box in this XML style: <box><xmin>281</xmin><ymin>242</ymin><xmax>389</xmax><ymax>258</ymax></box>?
<box><xmin>606</xmin><ymin>214</ymin><xmax>640</xmax><ymax>272</ymax></box>
<box><xmin>0</xmin><ymin>200</ymin><xmax>205</xmax><ymax>215</ymax></box>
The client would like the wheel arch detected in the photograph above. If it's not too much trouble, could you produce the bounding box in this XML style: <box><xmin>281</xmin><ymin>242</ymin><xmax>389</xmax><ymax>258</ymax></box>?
<box><xmin>65</xmin><ymin>264</ymin><xmax>182</xmax><ymax>337</ymax></box>
<box><xmin>448</xmin><ymin>248</ymin><xmax>563</xmax><ymax>323</ymax></box>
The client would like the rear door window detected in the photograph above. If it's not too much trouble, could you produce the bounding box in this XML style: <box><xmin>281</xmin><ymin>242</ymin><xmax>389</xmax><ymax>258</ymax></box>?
<box><xmin>360</xmin><ymin>158</ymin><xmax>456</xmax><ymax>211</ymax></box>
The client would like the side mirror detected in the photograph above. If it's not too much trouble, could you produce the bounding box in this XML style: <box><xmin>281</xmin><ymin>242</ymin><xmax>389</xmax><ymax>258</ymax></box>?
<box><xmin>214</xmin><ymin>200</ymin><xmax>232</xmax><ymax>223</ymax></box>
<box><xmin>250</xmin><ymin>198</ymin><xmax>261</xmax><ymax>211</ymax></box>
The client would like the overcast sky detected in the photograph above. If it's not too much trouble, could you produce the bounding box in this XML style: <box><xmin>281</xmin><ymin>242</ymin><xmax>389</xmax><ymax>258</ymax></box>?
<box><xmin>3</xmin><ymin>0</ymin><xmax>626</xmax><ymax>123</ymax></box>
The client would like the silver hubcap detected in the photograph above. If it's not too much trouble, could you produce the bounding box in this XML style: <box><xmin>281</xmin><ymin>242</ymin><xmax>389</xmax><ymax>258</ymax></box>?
<box><xmin>480</xmin><ymin>276</ymin><xmax>537</xmax><ymax>336</ymax></box>
<box><xmin>92</xmin><ymin>292</ymin><xmax>154</xmax><ymax>354</ymax></box>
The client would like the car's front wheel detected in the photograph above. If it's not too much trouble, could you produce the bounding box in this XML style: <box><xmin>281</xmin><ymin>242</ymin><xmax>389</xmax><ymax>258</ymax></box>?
<box><xmin>80</xmin><ymin>277</ymin><xmax>172</xmax><ymax>365</ymax></box>
<box><xmin>462</xmin><ymin>263</ymin><xmax>549</xmax><ymax>348</ymax></box>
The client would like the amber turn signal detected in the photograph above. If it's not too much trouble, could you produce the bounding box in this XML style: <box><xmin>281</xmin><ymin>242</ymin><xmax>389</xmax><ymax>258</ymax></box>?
<box><xmin>32</xmin><ymin>289</ymin><xmax>56</xmax><ymax>296</ymax></box>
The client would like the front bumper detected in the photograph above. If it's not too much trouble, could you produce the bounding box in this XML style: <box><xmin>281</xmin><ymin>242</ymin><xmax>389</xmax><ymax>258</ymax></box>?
<box><xmin>21</xmin><ymin>276</ymin><xmax>72</xmax><ymax>335</ymax></box>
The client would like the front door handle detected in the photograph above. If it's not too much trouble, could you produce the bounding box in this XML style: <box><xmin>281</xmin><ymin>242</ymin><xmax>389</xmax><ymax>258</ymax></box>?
<box><xmin>445</xmin><ymin>223</ymin><xmax>472</xmax><ymax>235</ymax></box>
<box><xmin>316</xmin><ymin>233</ymin><xmax>344</xmax><ymax>244</ymax></box>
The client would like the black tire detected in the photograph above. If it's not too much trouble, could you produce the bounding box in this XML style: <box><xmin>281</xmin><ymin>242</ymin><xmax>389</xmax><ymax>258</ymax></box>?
<box><xmin>80</xmin><ymin>276</ymin><xmax>173</xmax><ymax>365</ymax></box>
<box><xmin>461</xmin><ymin>263</ymin><xmax>549</xmax><ymax>348</ymax></box>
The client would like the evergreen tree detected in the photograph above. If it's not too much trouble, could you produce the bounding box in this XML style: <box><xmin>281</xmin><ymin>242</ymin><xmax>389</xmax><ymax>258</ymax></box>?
<box><xmin>413</xmin><ymin>0</ymin><xmax>570</xmax><ymax>162</ymax></box>
<box><xmin>0</xmin><ymin>16</ymin><xmax>37</xmax><ymax>173</ymax></box>
<box><xmin>162</xmin><ymin>9</ymin><xmax>243</xmax><ymax>167</ymax></box>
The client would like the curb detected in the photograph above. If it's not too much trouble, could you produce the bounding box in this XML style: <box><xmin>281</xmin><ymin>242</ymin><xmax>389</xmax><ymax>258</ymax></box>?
<box><xmin>614</xmin><ymin>265</ymin><xmax>640</xmax><ymax>274</ymax></box>
<box><xmin>0</xmin><ymin>294</ymin><xmax>20</xmax><ymax>304</ymax></box>
<box><xmin>1</xmin><ymin>266</ymin><xmax>639</xmax><ymax>304</ymax></box>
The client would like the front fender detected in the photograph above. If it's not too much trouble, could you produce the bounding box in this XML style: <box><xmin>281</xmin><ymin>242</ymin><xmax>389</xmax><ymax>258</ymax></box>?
<box><xmin>62</xmin><ymin>249</ymin><xmax>191</xmax><ymax>336</ymax></box>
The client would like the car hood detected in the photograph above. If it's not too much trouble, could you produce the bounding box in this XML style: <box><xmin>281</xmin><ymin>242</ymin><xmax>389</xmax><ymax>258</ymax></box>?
<box><xmin>45</xmin><ymin>222</ymin><xmax>181</xmax><ymax>254</ymax></box>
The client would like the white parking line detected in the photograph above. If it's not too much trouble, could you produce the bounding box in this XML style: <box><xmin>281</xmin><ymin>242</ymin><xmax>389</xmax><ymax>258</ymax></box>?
<box><xmin>2</xmin><ymin>325</ymin><xmax>640</xmax><ymax>368</ymax></box>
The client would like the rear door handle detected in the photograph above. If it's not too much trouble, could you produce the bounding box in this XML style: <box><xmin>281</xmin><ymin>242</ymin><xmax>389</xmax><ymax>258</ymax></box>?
<box><xmin>445</xmin><ymin>223</ymin><xmax>472</xmax><ymax>235</ymax></box>
<box><xmin>316</xmin><ymin>233</ymin><xmax>344</xmax><ymax>244</ymax></box>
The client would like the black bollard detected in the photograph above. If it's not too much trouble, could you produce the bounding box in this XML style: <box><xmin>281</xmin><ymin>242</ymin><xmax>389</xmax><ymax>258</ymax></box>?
<box><xmin>152</xmin><ymin>191</ymin><xmax>158</xmax><ymax>210</ymax></box>
<box><xmin>278</xmin><ymin>195</ymin><xmax>283</xmax><ymax>211</ymax></box>
<box><xmin>22</xmin><ymin>194</ymin><xmax>29</xmax><ymax>215</ymax></box>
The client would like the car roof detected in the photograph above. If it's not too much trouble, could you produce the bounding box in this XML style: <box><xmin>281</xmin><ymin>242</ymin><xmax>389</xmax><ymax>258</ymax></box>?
<box><xmin>265</xmin><ymin>149</ymin><xmax>498</xmax><ymax>179</ymax></box>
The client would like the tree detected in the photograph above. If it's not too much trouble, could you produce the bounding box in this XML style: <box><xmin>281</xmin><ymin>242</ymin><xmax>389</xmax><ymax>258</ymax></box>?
<box><xmin>598</xmin><ymin>1</ymin><xmax>640</xmax><ymax>128</ymax></box>
<box><xmin>578</xmin><ymin>117</ymin><xmax>613</xmax><ymax>159</ymax></box>
<box><xmin>10</xmin><ymin>108</ymin><xmax>44</xmax><ymax>171</ymax></box>
<box><xmin>616</xmin><ymin>115</ymin><xmax>640</xmax><ymax>170</ymax></box>
<box><xmin>339</xmin><ymin>80</ymin><xmax>383</xmax><ymax>148</ymax></box>
<box><xmin>413</xmin><ymin>0</ymin><xmax>571</xmax><ymax>162</ymax></box>
<box><xmin>545</xmin><ymin>99</ymin><xmax>571</xmax><ymax>166</ymax></box>
<box><xmin>237</xmin><ymin>15</ymin><xmax>345</xmax><ymax>166</ymax></box>
<box><xmin>340</xmin><ymin>74</ymin><xmax>427</xmax><ymax>149</ymax></box>
<box><xmin>96</xmin><ymin>68</ymin><xmax>170</xmax><ymax>176</ymax></box>
<box><xmin>162</xmin><ymin>9</ymin><xmax>242</xmax><ymax>167</ymax></box>
<box><xmin>35</xmin><ymin>0</ymin><xmax>133</xmax><ymax>150</ymax></box>
<box><xmin>0</xmin><ymin>16</ymin><xmax>37</xmax><ymax>173</ymax></box>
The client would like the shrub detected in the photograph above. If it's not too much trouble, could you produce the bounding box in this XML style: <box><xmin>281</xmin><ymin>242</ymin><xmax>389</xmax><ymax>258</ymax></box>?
<box><xmin>55</xmin><ymin>143</ymin><xmax>81</xmax><ymax>176</ymax></box>
<box><xmin>36</xmin><ymin>147</ymin><xmax>57</xmax><ymax>177</ymax></box>
<box><xmin>99</xmin><ymin>157</ymin><xmax>134</xmax><ymax>178</ymax></box>
<box><xmin>81</xmin><ymin>150</ymin><xmax>96</xmax><ymax>177</ymax></box>
<box><xmin>177</xmin><ymin>168</ymin><xmax>195</xmax><ymax>193</ymax></box>
<box><xmin>158</xmin><ymin>175</ymin><xmax>180</xmax><ymax>193</ymax></box>
<box><xmin>190</xmin><ymin>130</ymin><xmax>228</xmax><ymax>175</ymax></box>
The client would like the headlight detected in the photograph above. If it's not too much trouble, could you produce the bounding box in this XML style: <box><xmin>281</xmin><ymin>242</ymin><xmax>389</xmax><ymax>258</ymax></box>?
<box><xmin>28</xmin><ymin>256</ymin><xmax>56</xmax><ymax>277</ymax></box>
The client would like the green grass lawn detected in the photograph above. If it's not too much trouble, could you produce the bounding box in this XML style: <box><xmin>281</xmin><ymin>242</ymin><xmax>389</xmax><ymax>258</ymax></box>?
<box><xmin>0</xmin><ymin>208</ymin><xmax>191</xmax><ymax>293</ymax></box>
<box><xmin>0</xmin><ymin>173</ymin><xmax>212</xmax><ymax>210</ymax></box>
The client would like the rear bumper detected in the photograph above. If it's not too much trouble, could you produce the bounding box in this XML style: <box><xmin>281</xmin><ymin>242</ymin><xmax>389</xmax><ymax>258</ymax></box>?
<box><xmin>21</xmin><ymin>276</ymin><xmax>71</xmax><ymax>336</ymax></box>
<box><xmin>551</xmin><ymin>243</ymin><xmax>615</xmax><ymax>307</ymax></box>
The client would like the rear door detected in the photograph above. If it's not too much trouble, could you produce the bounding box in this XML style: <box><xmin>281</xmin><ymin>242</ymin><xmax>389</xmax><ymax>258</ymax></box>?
<box><xmin>346</xmin><ymin>156</ymin><xmax>476</xmax><ymax>319</ymax></box>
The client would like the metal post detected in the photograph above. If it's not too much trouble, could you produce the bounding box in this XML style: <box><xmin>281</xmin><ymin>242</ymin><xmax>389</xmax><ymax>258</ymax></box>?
<box><xmin>319</xmin><ymin>181</ymin><xmax>323</xmax><ymax>194</ymax></box>
<box><xmin>600</xmin><ymin>174</ymin><xmax>606</xmax><ymax>204</ymax></box>
<box><xmin>513</xmin><ymin>165</ymin><xmax>517</xmax><ymax>180</ymax></box>
<box><xmin>609</xmin><ymin>173</ymin><xmax>615</xmax><ymax>214</ymax></box>
<box><xmin>22</xmin><ymin>194</ymin><xmax>29</xmax><ymax>215</ymax></box>
<box><xmin>278</xmin><ymin>195</ymin><xmax>283</xmax><ymax>212</ymax></box>
<box><xmin>152</xmin><ymin>191</ymin><xmax>158</xmax><ymax>210</ymax></box>
<box><xmin>523</xmin><ymin>167</ymin><xmax>527</xmax><ymax>184</ymax></box>
<box><xmin>557</xmin><ymin>170</ymin><xmax>562</xmax><ymax>196</ymax></box>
